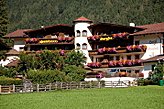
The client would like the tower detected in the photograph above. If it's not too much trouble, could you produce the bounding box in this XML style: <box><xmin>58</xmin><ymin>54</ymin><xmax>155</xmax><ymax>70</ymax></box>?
<box><xmin>73</xmin><ymin>16</ymin><xmax>93</xmax><ymax>63</ymax></box>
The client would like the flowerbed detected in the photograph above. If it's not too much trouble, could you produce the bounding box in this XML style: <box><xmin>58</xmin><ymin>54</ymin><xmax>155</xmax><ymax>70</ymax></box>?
<box><xmin>87</xmin><ymin>32</ymin><xmax>129</xmax><ymax>41</ymax></box>
<box><xmin>98</xmin><ymin>47</ymin><xmax>116</xmax><ymax>54</ymax></box>
<box><xmin>126</xmin><ymin>45</ymin><xmax>147</xmax><ymax>52</ymax></box>
<box><xmin>25</xmin><ymin>37</ymin><xmax>74</xmax><ymax>44</ymax></box>
<box><xmin>108</xmin><ymin>60</ymin><xmax>142</xmax><ymax>67</ymax></box>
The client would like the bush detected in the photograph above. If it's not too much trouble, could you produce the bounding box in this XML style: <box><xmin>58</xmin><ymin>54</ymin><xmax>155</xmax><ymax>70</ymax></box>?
<box><xmin>62</xmin><ymin>65</ymin><xmax>86</xmax><ymax>81</ymax></box>
<box><xmin>0</xmin><ymin>66</ymin><xmax>18</xmax><ymax>78</ymax></box>
<box><xmin>137</xmin><ymin>78</ymin><xmax>153</xmax><ymax>86</ymax></box>
<box><xmin>27</xmin><ymin>69</ymin><xmax>66</xmax><ymax>84</ymax></box>
<box><xmin>0</xmin><ymin>76</ymin><xmax>23</xmax><ymax>85</ymax></box>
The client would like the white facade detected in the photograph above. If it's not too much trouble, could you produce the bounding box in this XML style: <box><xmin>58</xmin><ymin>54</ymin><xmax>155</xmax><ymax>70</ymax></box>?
<box><xmin>142</xmin><ymin>62</ymin><xmax>157</xmax><ymax>78</ymax></box>
<box><xmin>134</xmin><ymin>33</ymin><xmax>163</xmax><ymax>78</ymax></box>
<box><xmin>74</xmin><ymin>22</ymin><xmax>93</xmax><ymax>63</ymax></box>
<box><xmin>13</xmin><ymin>38</ymin><xmax>26</xmax><ymax>51</ymax></box>
<box><xmin>134</xmin><ymin>34</ymin><xmax>163</xmax><ymax>60</ymax></box>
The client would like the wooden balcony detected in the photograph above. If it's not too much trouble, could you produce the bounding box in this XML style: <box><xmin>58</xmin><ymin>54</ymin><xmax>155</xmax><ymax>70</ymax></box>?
<box><xmin>87</xmin><ymin>60</ymin><xmax>143</xmax><ymax>69</ymax></box>
<box><xmin>89</xmin><ymin>45</ymin><xmax>147</xmax><ymax>56</ymax></box>
<box><xmin>25</xmin><ymin>37</ymin><xmax>74</xmax><ymax>45</ymax></box>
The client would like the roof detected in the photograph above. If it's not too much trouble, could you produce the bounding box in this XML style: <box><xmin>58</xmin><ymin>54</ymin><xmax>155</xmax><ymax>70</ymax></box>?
<box><xmin>130</xmin><ymin>22</ymin><xmax>164</xmax><ymax>36</ymax></box>
<box><xmin>88</xmin><ymin>23</ymin><xmax>143</xmax><ymax>33</ymax></box>
<box><xmin>4</xmin><ymin>29</ymin><xmax>31</xmax><ymax>38</ymax></box>
<box><xmin>5</xmin><ymin>59</ymin><xmax>19</xmax><ymax>67</ymax></box>
<box><xmin>142</xmin><ymin>54</ymin><xmax>164</xmax><ymax>63</ymax></box>
<box><xmin>73</xmin><ymin>16</ymin><xmax>93</xmax><ymax>23</ymax></box>
<box><xmin>6</xmin><ymin>49</ymin><xmax>19</xmax><ymax>55</ymax></box>
<box><xmin>24</xmin><ymin>24</ymin><xmax>73</xmax><ymax>33</ymax></box>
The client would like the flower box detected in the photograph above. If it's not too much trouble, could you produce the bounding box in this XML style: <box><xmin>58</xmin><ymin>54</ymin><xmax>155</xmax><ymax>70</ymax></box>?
<box><xmin>89</xmin><ymin>52</ymin><xmax>98</xmax><ymax>55</ymax></box>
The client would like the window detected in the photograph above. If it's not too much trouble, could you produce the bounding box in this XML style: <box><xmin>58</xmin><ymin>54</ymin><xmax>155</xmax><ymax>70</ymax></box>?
<box><xmin>127</xmin><ymin>55</ymin><xmax>131</xmax><ymax>60</ymax></box>
<box><xmin>82</xmin><ymin>30</ymin><xmax>87</xmax><ymax>37</ymax></box>
<box><xmin>152</xmin><ymin>65</ymin><xmax>156</xmax><ymax>71</ymax></box>
<box><xmin>76</xmin><ymin>30</ymin><xmax>81</xmax><ymax>37</ymax></box>
<box><xmin>76</xmin><ymin>43</ymin><xmax>80</xmax><ymax>49</ymax></box>
<box><xmin>135</xmin><ymin>41</ymin><xmax>140</xmax><ymax>45</ymax></box>
<box><xmin>135</xmin><ymin>55</ymin><xmax>140</xmax><ymax>59</ymax></box>
<box><xmin>82</xmin><ymin>43</ymin><xmax>87</xmax><ymax>50</ymax></box>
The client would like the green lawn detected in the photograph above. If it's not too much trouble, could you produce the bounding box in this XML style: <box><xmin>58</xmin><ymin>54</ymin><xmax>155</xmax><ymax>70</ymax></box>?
<box><xmin>0</xmin><ymin>86</ymin><xmax>164</xmax><ymax>109</ymax></box>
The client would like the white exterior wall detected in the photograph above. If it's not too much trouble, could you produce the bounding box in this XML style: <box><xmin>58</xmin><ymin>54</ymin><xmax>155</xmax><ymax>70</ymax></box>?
<box><xmin>134</xmin><ymin>34</ymin><xmax>163</xmax><ymax>60</ymax></box>
<box><xmin>14</xmin><ymin>45</ymin><xmax>25</xmax><ymax>51</ymax></box>
<box><xmin>74</xmin><ymin>22</ymin><xmax>93</xmax><ymax>63</ymax></box>
<box><xmin>14</xmin><ymin>39</ymin><xmax>25</xmax><ymax>51</ymax></box>
<box><xmin>142</xmin><ymin>62</ymin><xmax>157</xmax><ymax>78</ymax></box>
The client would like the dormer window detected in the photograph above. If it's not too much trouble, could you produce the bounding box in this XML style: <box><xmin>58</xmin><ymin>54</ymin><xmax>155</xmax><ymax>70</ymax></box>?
<box><xmin>82</xmin><ymin>43</ymin><xmax>87</xmax><ymax>50</ymax></box>
<box><xmin>76</xmin><ymin>30</ymin><xmax>81</xmax><ymax>37</ymax></box>
<box><xmin>82</xmin><ymin>30</ymin><xmax>87</xmax><ymax>37</ymax></box>
<box><xmin>76</xmin><ymin>43</ymin><xmax>81</xmax><ymax>49</ymax></box>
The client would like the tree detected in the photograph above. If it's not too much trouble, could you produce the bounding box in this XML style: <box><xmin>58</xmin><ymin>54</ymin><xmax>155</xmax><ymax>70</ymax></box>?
<box><xmin>150</xmin><ymin>62</ymin><xmax>164</xmax><ymax>84</ymax></box>
<box><xmin>0</xmin><ymin>0</ymin><xmax>8</xmax><ymax>37</ymax></box>
<box><xmin>65</xmin><ymin>50</ymin><xmax>86</xmax><ymax>67</ymax></box>
<box><xmin>62</xmin><ymin>65</ymin><xmax>86</xmax><ymax>81</ymax></box>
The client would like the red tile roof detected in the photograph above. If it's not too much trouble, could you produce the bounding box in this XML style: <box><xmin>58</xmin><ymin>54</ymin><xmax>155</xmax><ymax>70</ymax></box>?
<box><xmin>73</xmin><ymin>16</ymin><xmax>93</xmax><ymax>23</ymax></box>
<box><xmin>6</xmin><ymin>49</ymin><xmax>19</xmax><ymax>55</ymax></box>
<box><xmin>142</xmin><ymin>54</ymin><xmax>164</xmax><ymax>63</ymax></box>
<box><xmin>131</xmin><ymin>22</ymin><xmax>164</xmax><ymax>36</ymax></box>
<box><xmin>4</xmin><ymin>29</ymin><xmax>31</xmax><ymax>38</ymax></box>
<box><xmin>25</xmin><ymin>24</ymin><xmax>73</xmax><ymax>33</ymax></box>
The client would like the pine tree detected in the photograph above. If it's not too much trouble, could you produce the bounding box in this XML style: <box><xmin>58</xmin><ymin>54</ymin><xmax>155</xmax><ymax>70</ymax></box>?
<box><xmin>0</xmin><ymin>0</ymin><xmax>8</xmax><ymax>37</ymax></box>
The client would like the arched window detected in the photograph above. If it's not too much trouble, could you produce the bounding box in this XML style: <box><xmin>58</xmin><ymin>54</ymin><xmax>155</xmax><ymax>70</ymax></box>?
<box><xmin>82</xmin><ymin>30</ymin><xmax>87</xmax><ymax>37</ymax></box>
<box><xmin>76</xmin><ymin>43</ymin><xmax>81</xmax><ymax>49</ymax></box>
<box><xmin>82</xmin><ymin>43</ymin><xmax>87</xmax><ymax>50</ymax></box>
<box><xmin>76</xmin><ymin>30</ymin><xmax>81</xmax><ymax>37</ymax></box>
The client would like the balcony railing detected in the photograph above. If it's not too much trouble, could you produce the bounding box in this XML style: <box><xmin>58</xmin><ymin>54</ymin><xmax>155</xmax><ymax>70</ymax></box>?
<box><xmin>87</xmin><ymin>32</ymin><xmax>129</xmax><ymax>42</ymax></box>
<box><xmin>87</xmin><ymin>59</ymin><xmax>142</xmax><ymax>68</ymax></box>
<box><xmin>89</xmin><ymin>45</ymin><xmax>147</xmax><ymax>56</ymax></box>
<box><xmin>25</xmin><ymin>37</ymin><xmax>74</xmax><ymax>45</ymax></box>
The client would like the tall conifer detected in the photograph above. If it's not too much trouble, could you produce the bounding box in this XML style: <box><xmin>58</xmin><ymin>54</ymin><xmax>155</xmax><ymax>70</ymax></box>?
<box><xmin>0</xmin><ymin>0</ymin><xmax>8</xmax><ymax>37</ymax></box>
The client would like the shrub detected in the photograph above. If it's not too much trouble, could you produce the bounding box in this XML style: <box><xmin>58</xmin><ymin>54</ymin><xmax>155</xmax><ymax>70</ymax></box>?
<box><xmin>62</xmin><ymin>65</ymin><xmax>86</xmax><ymax>82</ymax></box>
<box><xmin>0</xmin><ymin>76</ymin><xmax>22</xmax><ymax>85</ymax></box>
<box><xmin>27</xmin><ymin>69</ymin><xmax>66</xmax><ymax>84</ymax></box>
<box><xmin>0</xmin><ymin>66</ymin><xmax>18</xmax><ymax>78</ymax></box>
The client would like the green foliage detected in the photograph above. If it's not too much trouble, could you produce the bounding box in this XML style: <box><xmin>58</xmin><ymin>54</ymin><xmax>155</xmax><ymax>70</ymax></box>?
<box><xmin>0</xmin><ymin>76</ymin><xmax>22</xmax><ymax>85</ymax></box>
<box><xmin>18</xmin><ymin>53</ymin><xmax>38</xmax><ymax>75</ymax></box>
<box><xmin>65</xmin><ymin>50</ymin><xmax>86</xmax><ymax>67</ymax></box>
<box><xmin>7</xmin><ymin>0</ymin><xmax>164</xmax><ymax>32</ymax></box>
<box><xmin>27</xmin><ymin>69</ymin><xmax>66</xmax><ymax>84</ymax></box>
<box><xmin>150</xmin><ymin>62</ymin><xmax>164</xmax><ymax>84</ymax></box>
<box><xmin>62</xmin><ymin>65</ymin><xmax>86</xmax><ymax>81</ymax></box>
<box><xmin>0</xmin><ymin>0</ymin><xmax>8</xmax><ymax>37</ymax></box>
<box><xmin>0</xmin><ymin>38</ymin><xmax>13</xmax><ymax>60</ymax></box>
<box><xmin>0</xmin><ymin>66</ymin><xmax>18</xmax><ymax>78</ymax></box>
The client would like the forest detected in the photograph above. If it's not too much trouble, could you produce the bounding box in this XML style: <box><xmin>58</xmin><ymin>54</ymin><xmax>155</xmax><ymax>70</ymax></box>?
<box><xmin>6</xmin><ymin>0</ymin><xmax>164</xmax><ymax>32</ymax></box>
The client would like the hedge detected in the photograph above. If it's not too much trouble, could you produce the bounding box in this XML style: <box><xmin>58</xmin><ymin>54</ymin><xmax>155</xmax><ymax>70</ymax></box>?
<box><xmin>0</xmin><ymin>76</ymin><xmax>23</xmax><ymax>85</ymax></box>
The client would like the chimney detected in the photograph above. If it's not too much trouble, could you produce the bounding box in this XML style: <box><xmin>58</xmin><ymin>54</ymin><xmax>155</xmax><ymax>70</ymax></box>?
<box><xmin>129</xmin><ymin>23</ymin><xmax>135</xmax><ymax>27</ymax></box>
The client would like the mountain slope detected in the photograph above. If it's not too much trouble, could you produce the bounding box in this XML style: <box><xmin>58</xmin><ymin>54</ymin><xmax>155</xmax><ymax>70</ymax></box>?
<box><xmin>7</xmin><ymin>0</ymin><xmax>164</xmax><ymax>32</ymax></box>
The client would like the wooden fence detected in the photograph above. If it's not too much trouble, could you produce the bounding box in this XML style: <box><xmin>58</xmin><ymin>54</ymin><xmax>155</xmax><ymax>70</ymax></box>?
<box><xmin>0</xmin><ymin>81</ymin><xmax>137</xmax><ymax>94</ymax></box>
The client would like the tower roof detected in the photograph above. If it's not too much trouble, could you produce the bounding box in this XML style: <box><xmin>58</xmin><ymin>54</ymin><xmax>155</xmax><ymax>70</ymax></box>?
<box><xmin>73</xmin><ymin>16</ymin><xmax>93</xmax><ymax>23</ymax></box>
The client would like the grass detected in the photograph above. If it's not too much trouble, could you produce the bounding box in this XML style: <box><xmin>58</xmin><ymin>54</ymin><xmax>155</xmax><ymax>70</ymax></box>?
<box><xmin>0</xmin><ymin>86</ymin><xmax>164</xmax><ymax>109</ymax></box>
